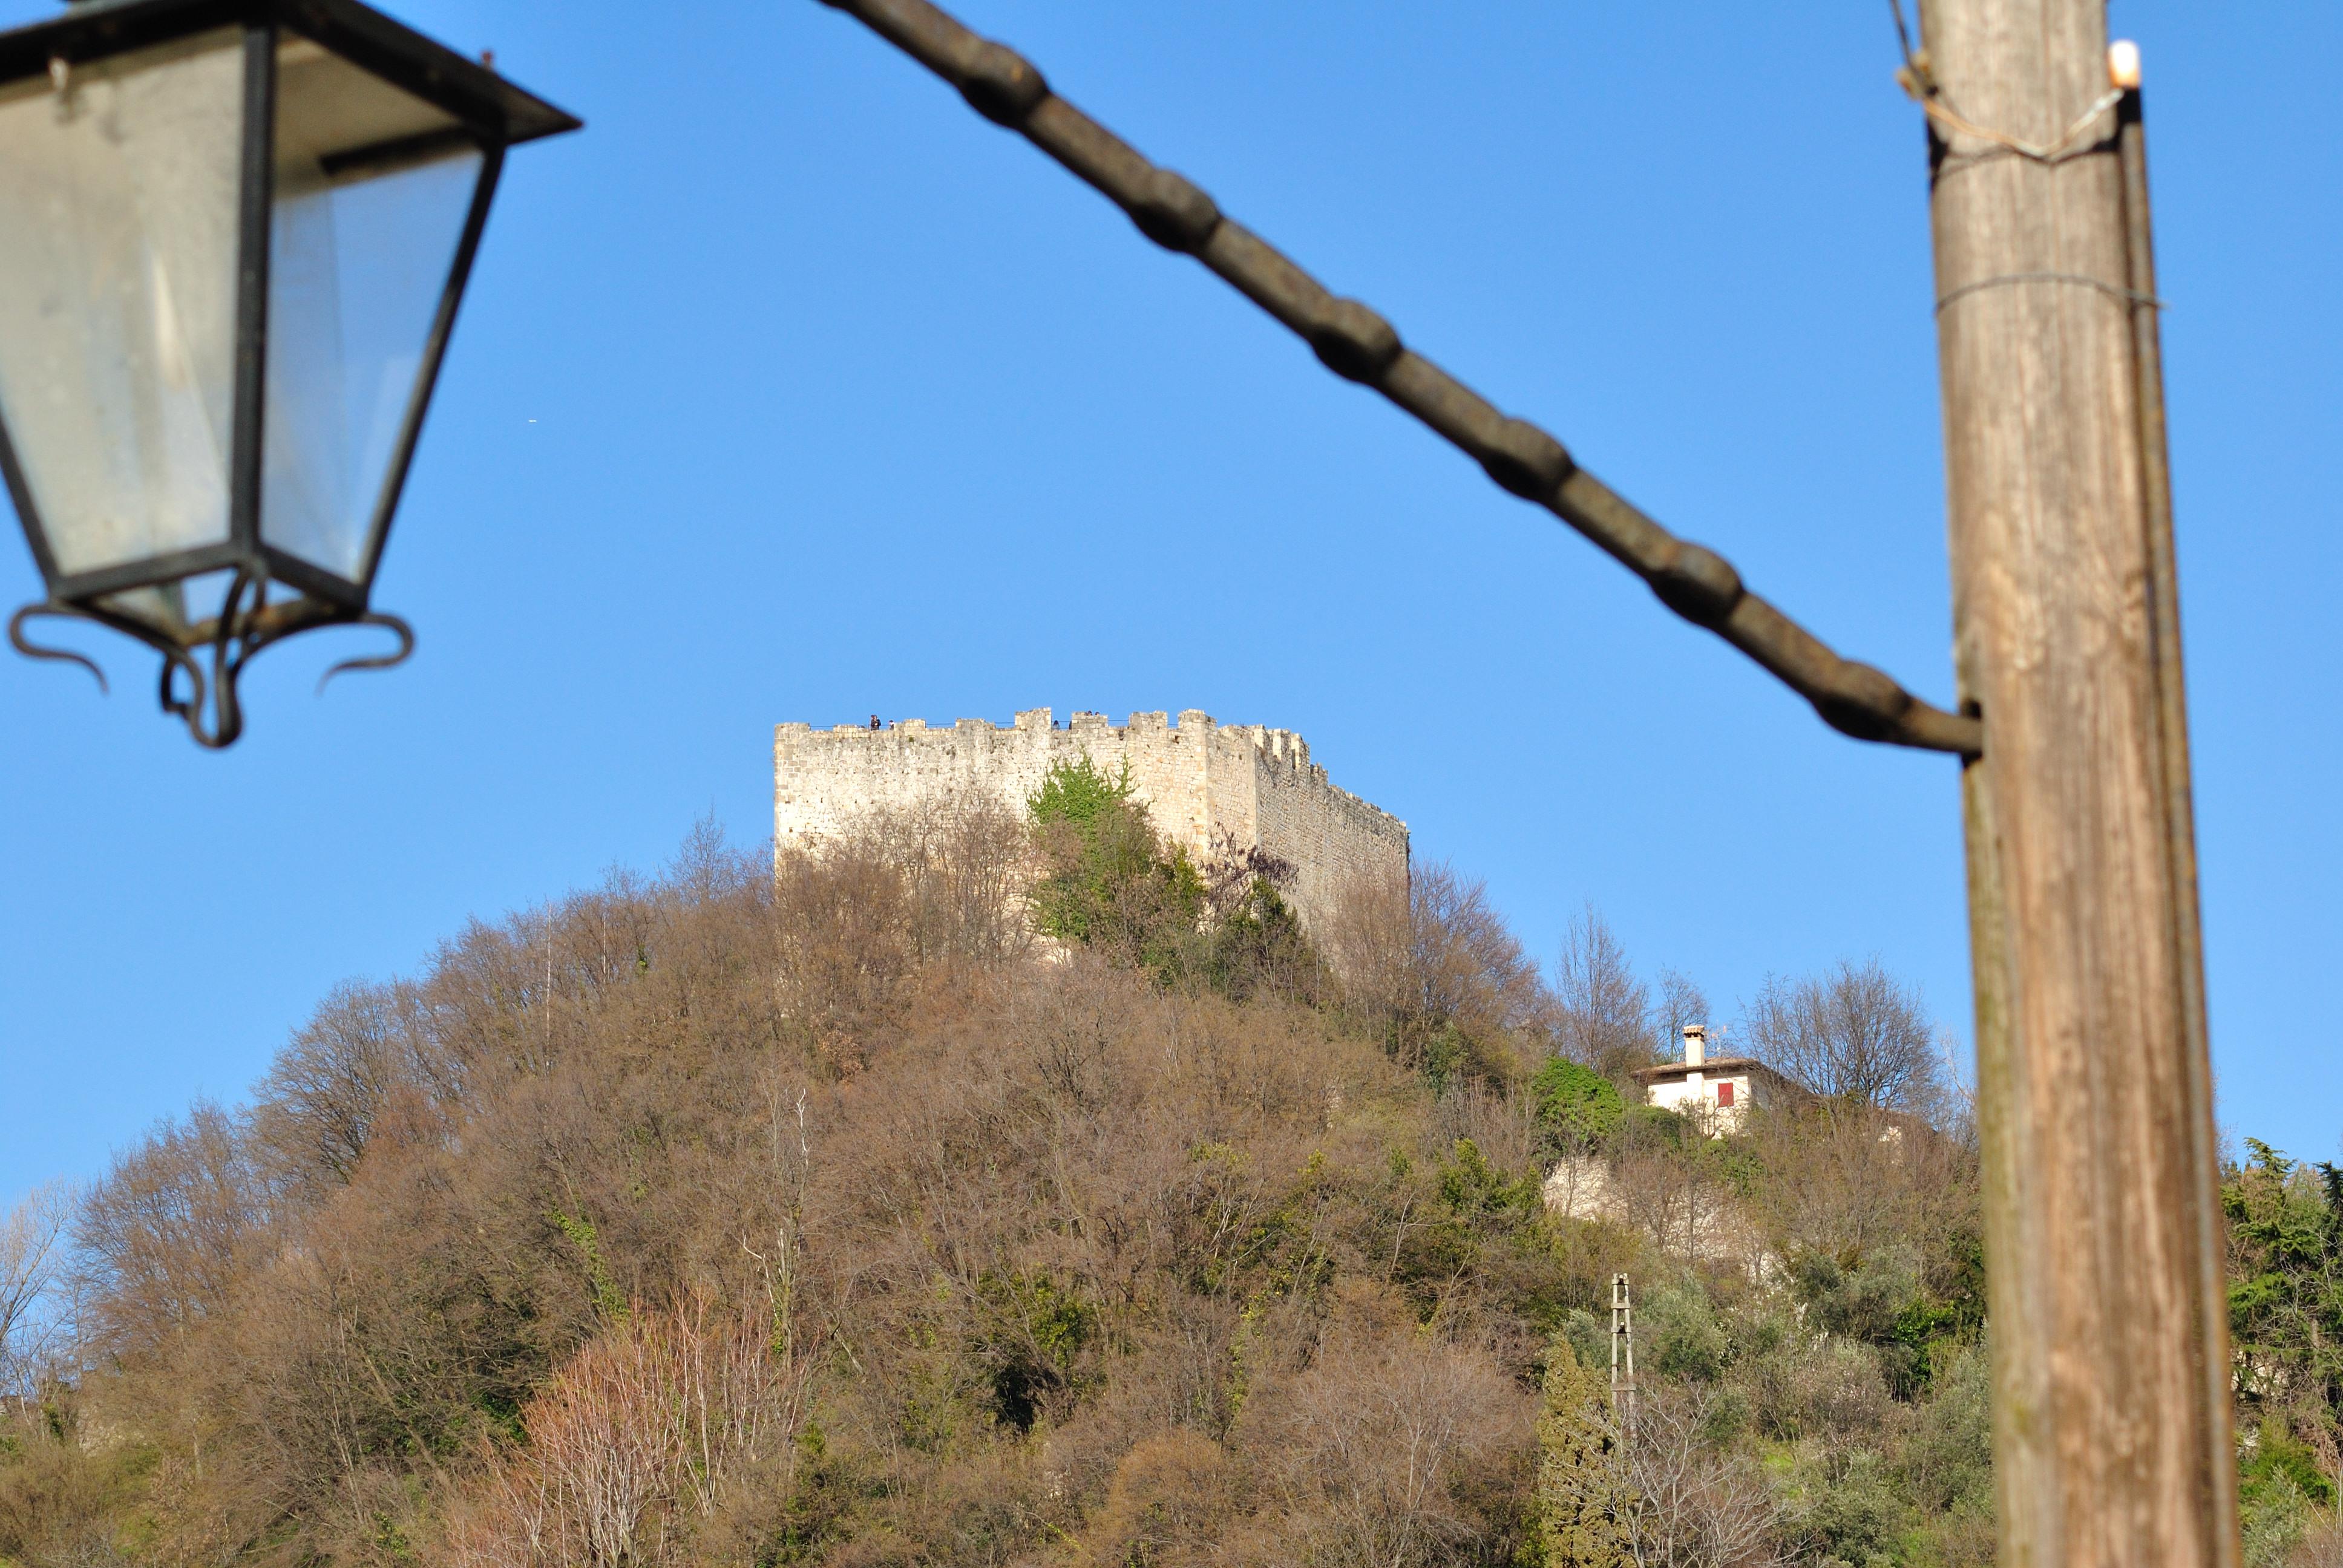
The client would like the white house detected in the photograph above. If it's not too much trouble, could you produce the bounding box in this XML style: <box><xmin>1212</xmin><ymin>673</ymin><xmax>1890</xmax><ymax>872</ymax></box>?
<box><xmin>1628</xmin><ymin>1025</ymin><xmax>1797</xmax><ymax>1135</ymax></box>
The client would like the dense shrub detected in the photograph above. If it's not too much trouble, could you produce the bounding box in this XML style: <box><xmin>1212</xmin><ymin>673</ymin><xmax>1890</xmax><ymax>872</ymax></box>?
<box><xmin>1532</xmin><ymin>1057</ymin><xmax>1626</xmax><ymax>1154</ymax></box>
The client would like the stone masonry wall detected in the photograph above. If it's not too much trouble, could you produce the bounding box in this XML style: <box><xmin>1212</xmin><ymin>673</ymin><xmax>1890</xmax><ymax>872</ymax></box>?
<box><xmin>772</xmin><ymin>709</ymin><xmax>1408</xmax><ymax>934</ymax></box>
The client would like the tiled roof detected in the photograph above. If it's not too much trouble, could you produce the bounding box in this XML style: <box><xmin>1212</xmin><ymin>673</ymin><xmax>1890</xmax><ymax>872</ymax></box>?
<box><xmin>1627</xmin><ymin>1056</ymin><xmax>1794</xmax><ymax>1085</ymax></box>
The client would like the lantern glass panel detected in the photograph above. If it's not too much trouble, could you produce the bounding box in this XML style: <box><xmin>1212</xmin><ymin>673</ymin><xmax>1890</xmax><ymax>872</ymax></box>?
<box><xmin>0</xmin><ymin>31</ymin><xmax>245</xmax><ymax>580</ymax></box>
<box><xmin>100</xmin><ymin>572</ymin><xmax>234</xmax><ymax>641</ymax></box>
<box><xmin>262</xmin><ymin>38</ymin><xmax>482</xmax><ymax>587</ymax></box>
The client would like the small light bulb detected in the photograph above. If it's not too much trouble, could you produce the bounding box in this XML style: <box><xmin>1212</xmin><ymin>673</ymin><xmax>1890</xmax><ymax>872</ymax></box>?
<box><xmin>2108</xmin><ymin>39</ymin><xmax>2142</xmax><ymax>90</ymax></box>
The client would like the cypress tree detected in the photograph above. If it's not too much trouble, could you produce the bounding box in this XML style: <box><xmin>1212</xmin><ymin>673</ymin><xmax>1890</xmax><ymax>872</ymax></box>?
<box><xmin>1536</xmin><ymin>1335</ymin><xmax>1632</xmax><ymax>1567</ymax></box>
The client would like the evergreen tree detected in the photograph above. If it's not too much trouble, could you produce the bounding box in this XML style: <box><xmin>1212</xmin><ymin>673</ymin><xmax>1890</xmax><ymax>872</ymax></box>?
<box><xmin>1536</xmin><ymin>1334</ymin><xmax>1632</xmax><ymax>1567</ymax></box>
<box><xmin>1025</xmin><ymin>757</ymin><xmax>1202</xmax><ymax>974</ymax></box>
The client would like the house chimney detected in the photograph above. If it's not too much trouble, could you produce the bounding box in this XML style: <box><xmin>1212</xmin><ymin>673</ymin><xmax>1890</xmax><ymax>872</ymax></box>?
<box><xmin>1682</xmin><ymin>1024</ymin><xmax>1706</xmax><ymax>1068</ymax></box>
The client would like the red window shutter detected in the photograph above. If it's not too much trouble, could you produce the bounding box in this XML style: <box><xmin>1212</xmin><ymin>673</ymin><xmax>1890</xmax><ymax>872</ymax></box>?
<box><xmin>1716</xmin><ymin>1080</ymin><xmax>1735</xmax><ymax>1107</ymax></box>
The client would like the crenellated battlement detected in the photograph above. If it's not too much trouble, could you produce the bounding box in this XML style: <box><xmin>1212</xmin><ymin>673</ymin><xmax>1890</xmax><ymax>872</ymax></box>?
<box><xmin>773</xmin><ymin>708</ymin><xmax>1407</xmax><ymax>933</ymax></box>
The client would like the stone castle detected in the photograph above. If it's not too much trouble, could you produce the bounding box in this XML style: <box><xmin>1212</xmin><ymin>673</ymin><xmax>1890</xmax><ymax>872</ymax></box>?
<box><xmin>773</xmin><ymin>709</ymin><xmax>1408</xmax><ymax>933</ymax></box>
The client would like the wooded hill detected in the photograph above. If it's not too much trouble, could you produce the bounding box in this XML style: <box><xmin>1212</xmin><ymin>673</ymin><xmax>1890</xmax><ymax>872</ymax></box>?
<box><xmin>1</xmin><ymin>764</ymin><xmax>2336</xmax><ymax>1567</ymax></box>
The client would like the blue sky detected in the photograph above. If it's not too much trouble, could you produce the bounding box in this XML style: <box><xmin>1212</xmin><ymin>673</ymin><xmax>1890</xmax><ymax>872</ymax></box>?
<box><xmin>2</xmin><ymin>0</ymin><xmax>2335</xmax><ymax>1207</ymax></box>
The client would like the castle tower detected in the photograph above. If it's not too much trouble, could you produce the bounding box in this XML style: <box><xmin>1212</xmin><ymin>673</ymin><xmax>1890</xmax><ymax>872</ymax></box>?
<box><xmin>772</xmin><ymin>708</ymin><xmax>1407</xmax><ymax>935</ymax></box>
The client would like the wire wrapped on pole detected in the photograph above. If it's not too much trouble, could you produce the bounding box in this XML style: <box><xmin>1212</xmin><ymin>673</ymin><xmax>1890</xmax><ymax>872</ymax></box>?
<box><xmin>815</xmin><ymin>0</ymin><xmax>1984</xmax><ymax>758</ymax></box>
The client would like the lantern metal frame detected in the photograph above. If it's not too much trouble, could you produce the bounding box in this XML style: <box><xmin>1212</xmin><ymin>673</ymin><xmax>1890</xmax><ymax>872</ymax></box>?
<box><xmin>0</xmin><ymin>0</ymin><xmax>577</xmax><ymax>745</ymax></box>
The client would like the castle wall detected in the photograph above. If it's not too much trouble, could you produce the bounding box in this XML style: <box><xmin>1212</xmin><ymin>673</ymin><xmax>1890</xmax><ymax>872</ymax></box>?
<box><xmin>1229</xmin><ymin>723</ymin><xmax>1412</xmax><ymax>932</ymax></box>
<box><xmin>772</xmin><ymin>708</ymin><xmax>1407</xmax><ymax>933</ymax></box>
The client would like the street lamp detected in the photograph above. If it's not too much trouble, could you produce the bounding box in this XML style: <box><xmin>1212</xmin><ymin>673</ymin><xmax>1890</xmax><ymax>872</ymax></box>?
<box><xmin>0</xmin><ymin>0</ymin><xmax>575</xmax><ymax>745</ymax></box>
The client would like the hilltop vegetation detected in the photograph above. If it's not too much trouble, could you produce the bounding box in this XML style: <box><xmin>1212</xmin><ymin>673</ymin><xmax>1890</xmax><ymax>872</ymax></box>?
<box><xmin>1</xmin><ymin>767</ymin><xmax>2336</xmax><ymax>1567</ymax></box>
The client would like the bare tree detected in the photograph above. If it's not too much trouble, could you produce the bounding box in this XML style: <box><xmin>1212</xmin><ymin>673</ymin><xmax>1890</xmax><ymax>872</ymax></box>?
<box><xmin>73</xmin><ymin>1100</ymin><xmax>271</xmax><ymax>1354</ymax></box>
<box><xmin>770</xmin><ymin>841</ymin><xmax>919</xmax><ymax>1071</ymax></box>
<box><xmin>442</xmin><ymin>1290</ymin><xmax>817</xmax><ymax>1568</ymax></box>
<box><xmin>1614</xmin><ymin>1383</ymin><xmax>1790</xmax><ymax>1568</ymax></box>
<box><xmin>0</xmin><ymin>1182</ymin><xmax>71</xmax><ymax>1391</ymax></box>
<box><xmin>1250</xmin><ymin>1319</ymin><xmax>1533</xmax><ymax>1568</ymax></box>
<box><xmin>252</xmin><ymin>981</ymin><xmax>406</xmax><ymax>1194</ymax></box>
<box><xmin>1742</xmin><ymin>958</ymin><xmax>1945</xmax><ymax>1120</ymax></box>
<box><xmin>1323</xmin><ymin>863</ymin><xmax>1544</xmax><ymax>1073</ymax></box>
<box><xmin>1742</xmin><ymin>1095</ymin><xmax>1980</xmax><ymax>1275</ymax></box>
<box><xmin>1555</xmin><ymin>905</ymin><xmax>1655</xmax><ymax>1076</ymax></box>
<box><xmin>2291</xmin><ymin>1513</ymin><xmax>2343</xmax><ymax>1568</ymax></box>
<box><xmin>1654</xmin><ymin>969</ymin><xmax>1711</xmax><ymax>1054</ymax></box>
<box><xmin>853</xmin><ymin>791</ymin><xmax>1034</xmax><ymax>969</ymax></box>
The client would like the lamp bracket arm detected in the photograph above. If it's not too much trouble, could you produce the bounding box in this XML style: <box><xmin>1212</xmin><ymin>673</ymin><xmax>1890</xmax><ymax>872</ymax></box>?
<box><xmin>314</xmin><ymin>611</ymin><xmax>415</xmax><ymax>694</ymax></box>
<box><xmin>817</xmin><ymin>0</ymin><xmax>1982</xmax><ymax>759</ymax></box>
<box><xmin>9</xmin><ymin>601</ymin><xmax>110</xmax><ymax>693</ymax></box>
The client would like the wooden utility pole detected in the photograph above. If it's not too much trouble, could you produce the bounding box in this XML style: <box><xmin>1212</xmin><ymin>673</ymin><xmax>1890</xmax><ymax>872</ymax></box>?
<box><xmin>1919</xmin><ymin>3</ymin><xmax>2238</xmax><ymax>1566</ymax></box>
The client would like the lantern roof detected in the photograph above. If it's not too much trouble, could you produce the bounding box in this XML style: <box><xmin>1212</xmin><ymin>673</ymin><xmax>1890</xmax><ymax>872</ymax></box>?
<box><xmin>0</xmin><ymin>0</ymin><xmax>578</xmax><ymax>148</ymax></box>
